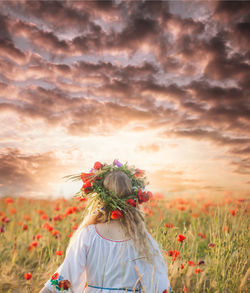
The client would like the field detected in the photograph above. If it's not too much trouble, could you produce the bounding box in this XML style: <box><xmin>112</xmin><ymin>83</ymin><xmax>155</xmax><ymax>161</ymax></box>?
<box><xmin>0</xmin><ymin>193</ymin><xmax>249</xmax><ymax>293</ymax></box>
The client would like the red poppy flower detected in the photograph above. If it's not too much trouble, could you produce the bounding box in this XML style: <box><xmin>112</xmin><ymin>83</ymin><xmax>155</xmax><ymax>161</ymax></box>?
<box><xmin>68</xmin><ymin>232</ymin><xmax>73</xmax><ymax>238</ymax></box>
<box><xmin>93</xmin><ymin>161</ymin><xmax>103</xmax><ymax>170</ymax></box>
<box><xmin>24</xmin><ymin>273</ymin><xmax>32</xmax><ymax>280</ymax></box>
<box><xmin>126</xmin><ymin>199</ymin><xmax>136</xmax><ymax>207</ymax></box>
<box><xmin>134</xmin><ymin>168</ymin><xmax>145</xmax><ymax>178</ymax></box>
<box><xmin>81</xmin><ymin>172</ymin><xmax>95</xmax><ymax>183</ymax></box>
<box><xmin>56</xmin><ymin>250</ymin><xmax>64</xmax><ymax>255</ymax></box>
<box><xmin>52</xmin><ymin>230</ymin><xmax>59</xmax><ymax>236</ymax></box>
<box><xmin>10</xmin><ymin>208</ymin><xmax>17</xmax><ymax>214</ymax></box>
<box><xmin>195</xmin><ymin>268</ymin><xmax>202</xmax><ymax>274</ymax></box>
<box><xmin>51</xmin><ymin>272</ymin><xmax>59</xmax><ymax>280</ymax></box>
<box><xmin>230</xmin><ymin>209</ymin><xmax>236</xmax><ymax>216</ymax></box>
<box><xmin>165</xmin><ymin>223</ymin><xmax>174</xmax><ymax>228</ymax></box>
<box><xmin>188</xmin><ymin>260</ymin><xmax>196</xmax><ymax>266</ymax></box>
<box><xmin>36</xmin><ymin>234</ymin><xmax>42</xmax><ymax>240</ymax></box>
<box><xmin>167</xmin><ymin>250</ymin><xmax>180</xmax><ymax>261</ymax></box>
<box><xmin>177</xmin><ymin>234</ymin><xmax>186</xmax><ymax>242</ymax></box>
<box><xmin>22</xmin><ymin>224</ymin><xmax>28</xmax><ymax>230</ymax></box>
<box><xmin>138</xmin><ymin>189</ymin><xmax>151</xmax><ymax>204</ymax></box>
<box><xmin>6</xmin><ymin>198</ymin><xmax>13</xmax><ymax>204</ymax></box>
<box><xmin>197</xmin><ymin>232</ymin><xmax>206</xmax><ymax>239</ymax></box>
<box><xmin>58</xmin><ymin>280</ymin><xmax>71</xmax><ymax>290</ymax></box>
<box><xmin>111</xmin><ymin>209</ymin><xmax>123</xmax><ymax>219</ymax></box>
<box><xmin>180</xmin><ymin>264</ymin><xmax>184</xmax><ymax>269</ymax></box>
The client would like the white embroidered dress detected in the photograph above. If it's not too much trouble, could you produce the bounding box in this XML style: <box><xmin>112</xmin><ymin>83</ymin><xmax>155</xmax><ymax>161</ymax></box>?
<box><xmin>44</xmin><ymin>224</ymin><xmax>172</xmax><ymax>293</ymax></box>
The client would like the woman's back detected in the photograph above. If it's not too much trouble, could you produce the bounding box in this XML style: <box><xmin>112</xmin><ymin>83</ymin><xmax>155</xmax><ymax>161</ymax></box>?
<box><xmin>43</xmin><ymin>223</ymin><xmax>171</xmax><ymax>292</ymax></box>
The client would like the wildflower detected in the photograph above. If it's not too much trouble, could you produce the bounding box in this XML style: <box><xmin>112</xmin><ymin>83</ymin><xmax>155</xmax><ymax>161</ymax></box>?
<box><xmin>6</xmin><ymin>198</ymin><xmax>13</xmax><ymax>204</ymax></box>
<box><xmin>183</xmin><ymin>285</ymin><xmax>187</xmax><ymax>292</ymax></box>
<box><xmin>18</xmin><ymin>221</ymin><xmax>23</xmax><ymax>226</ymax></box>
<box><xmin>0</xmin><ymin>225</ymin><xmax>5</xmax><ymax>233</ymax></box>
<box><xmin>177</xmin><ymin>234</ymin><xmax>186</xmax><ymax>242</ymax></box>
<box><xmin>114</xmin><ymin>159</ymin><xmax>123</xmax><ymax>167</ymax></box>
<box><xmin>72</xmin><ymin>224</ymin><xmax>78</xmax><ymax>230</ymax></box>
<box><xmin>111</xmin><ymin>209</ymin><xmax>123</xmax><ymax>219</ymax></box>
<box><xmin>41</xmin><ymin>214</ymin><xmax>48</xmax><ymax>220</ymax></box>
<box><xmin>230</xmin><ymin>209</ymin><xmax>236</xmax><ymax>216</ymax></box>
<box><xmin>1</xmin><ymin>216</ymin><xmax>10</xmax><ymax>223</ymax></box>
<box><xmin>68</xmin><ymin>232</ymin><xmax>73</xmax><ymax>238</ymax></box>
<box><xmin>180</xmin><ymin>263</ymin><xmax>184</xmax><ymax>269</ymax></box>
<box><xmin>223</xmin><ymin>225</ymin><xmax>230</xmax><ymax>232</ymax></box>
<box><xmin>165</xmin><ymin>223</ymin><xmax>174</xmax><ymax>228</ymax></box>
<box><xmin>56</xmin><ymin>250</ymin><xmax>64</xmax><ymax>256</ymax></box>
<box><xmin>134</xmin><ymin>168</ymin><xmax>145</xmax><ymax>178</ymax></box>
<box><xmin>188</xmin><ymin>260</ymin><xmax>196</xmax><ymax>266</ymax></box>
<box><xmin>126</xmin><ymin>199</ymin><xmax>137</xmax><ymax>207</ymax></box>
<box><xmin>10</xmin><ymin>208</ymin><xmax>17</xmax><ymax>214</ymax></box>
<box><xmin>197</xmin><ymin>232</ymin><xmax>206</xmax><ymax>239</ymax></box>
<box><xmin>24</xmin><ymin>215</ymin><xmax>32</xmax><ymax>221</ymax></box>
<box><xmin>93</xmin><ymin>161</ymin><xmax>103</xmax><ymax>170</ymax></box>
<box><xmin>52</xmin><ymin>230</ymin><xmax>59</xmax><ymax>236</ymax></box>
<box><xmin>167</xmin><ymin>250</ymin><xmax>180</xmax><ymax>261</ymax></box>
<box><xmin>22</xmin><ymin>224</ymin><xmax>28</xmax><ymax>230</ymax></box>
<box><xmin>24</xmin><ymin>273</ymin><xmax>32</xmax><ymax>280</ymax></box>
<box><xmin>36</xmin><ymin>234</ymin><xmax>42</xmax><ymax>240</ymax></box>
<box><xmin>195</xmin><ymin>268</ymin><xmax>202</xmax><ymax>274</ymax></box>
<box><xmin>37</xmin><ymin>209</ymin><xmax>44</xmax><ymax>215</ymax></box>
<box><xmin>53</xmin><ymin>214</ymin><xmax>63</xmax><ymax>221</ymax></box>
<box><xmin>177</xmin><ymin>206</ymin><xmax>186</xmax><ymax>211</ymax></box>
<box><xmin>208</xmin><ymin>243</ymin><xmax>215</xmax><ymax>248</ymax></box>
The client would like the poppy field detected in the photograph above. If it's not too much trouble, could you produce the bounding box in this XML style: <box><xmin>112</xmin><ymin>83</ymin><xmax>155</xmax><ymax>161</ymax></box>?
<box><xmin>0</xmin><ymin>193</ymin><xmax>249</xmax><ymax>293</ymax></box>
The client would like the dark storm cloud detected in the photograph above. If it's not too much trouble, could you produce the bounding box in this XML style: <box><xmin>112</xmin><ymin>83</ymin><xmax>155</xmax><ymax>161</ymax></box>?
<box><xmin>0</xmin><ymin>0</ymin><xmax>249</xmax><ymax>185</ymax></box>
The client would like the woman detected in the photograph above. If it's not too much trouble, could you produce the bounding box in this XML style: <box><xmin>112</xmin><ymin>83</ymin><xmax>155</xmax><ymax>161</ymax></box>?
<box><xmin>39</xmin><ymin>161</ymin><xmax>172</xmax><ymax>293</ymax></box>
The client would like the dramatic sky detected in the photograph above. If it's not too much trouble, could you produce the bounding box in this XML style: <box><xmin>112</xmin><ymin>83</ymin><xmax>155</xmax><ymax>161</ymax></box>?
<box><xmin>0</xmin><ymin>0</ymin><xmax>249</xmax><ymax>199</ymax></box>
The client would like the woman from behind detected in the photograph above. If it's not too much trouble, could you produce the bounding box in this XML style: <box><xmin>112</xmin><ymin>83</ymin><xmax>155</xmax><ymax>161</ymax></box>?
<box><xmin>39</xmin><ymin>160</ymin><xmax>172</xmax><ymax>293</ymax></box>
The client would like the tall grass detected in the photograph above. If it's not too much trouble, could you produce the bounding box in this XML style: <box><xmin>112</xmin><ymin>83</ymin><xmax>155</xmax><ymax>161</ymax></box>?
<box><xmin>0</xmin><ymin>194</ymin><xmax>249</xmax><ymax>293</ymax></box>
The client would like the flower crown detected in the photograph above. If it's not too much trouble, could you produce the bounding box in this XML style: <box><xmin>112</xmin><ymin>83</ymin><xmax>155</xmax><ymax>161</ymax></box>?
<box><xmin>63</xmin><ymin>159</ymin><xmax>153</xmax><ymax>220</ymax></box>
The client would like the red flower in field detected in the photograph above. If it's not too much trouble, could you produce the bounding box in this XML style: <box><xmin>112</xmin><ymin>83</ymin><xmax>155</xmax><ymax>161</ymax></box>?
<box><xmin>195</xmin><ymin>268</ymin><xmax>202</xmax><ymax>274</ymax></box>
<box><xmin>177</xmin><ymin>234</ymin><xmax>186</xmax><ymax>242</ymax></box>
<box><xmin>191</xmin><ymin>213</ymin><xmax>199</xmax><ymax>218</ymax></box>
<box><xmin>68</xmin><ymin>232</ymin><xmax>73</xmax><ymax>238</ymax></box>
<box><xmin>41</xmin><ymin>214</ymin><xmax>48</xmax><ymax>220</ymax></box>
<box><xmin>10</xmin><ymin>208</ymin><xmax>17</xmax><ymax>214</ymax></box>
<box><xmin>28</xmin><ymin>241</ymin><xmax>38</xmax><ymax>251</ymax></box>
<box><xmin>111</xmin><ymin>209</ymin><xmax>123</xmax><ymax>219</ymax></box>
<box><xmin>18</xmin><ymin>221</ymin><xmax>23</xmax><ymax>226</ymax></box>
<box><xmin>177</xmin><ymin>206</ymin><xmax>186</xmax><ymax>211</ymax></box>
<box><xmin>165</xmin><ymin>223</ymin><xmax>174</xmax><ymax>228</ymax></box>
<box><xmin>126</xmin><ymin>199</ymin><xmax>137</xmax><ymax>207</ymax></box>
<box><xmin>36</xmin><ymin>234</ymin><xmax>42</xmax><ymax>240</ymax></box>
<box><xmin>24</xmin><ymin>273</ymin><xmax>32</xmax><ymax>280</ymax></box>
<box><xmin>6</xmin><ymin>197</ymin><xmax>13</xmax><ymax>204</ymax></box>
<box><xmin>208</xmin><ymin>243</ymin><xmax>215</xmax><ymax>248</ymax></box>
<box><xmin>197</xmin><ymin>232</ymin><xmax>206</xmax><ymax>239</ymax></box>
<box><xmin>65</xmin><ymin>206</ymin><xmax>79</xmax><ymax>216</ymax></box>
<box><xmin>42</xmin><ymin>222</ymin><xmax>49</xmax><ymax>229</ymax></box>
<box><xmin>24</xmin><ymin>215</ymin><xmax>32</xmax><ymax>221</ymax></box>
<box><xmin>138</xmin><ymin>189</ymin><xmax>152</xmax><ymax>204</ymax></box>
<box><xmin>51</xmin><ymin>272</ymin><xmax>59</xmax><ymax>280</ymax></box>
<box><xmin>72</xmin><ymin>224</ymin><xmax>78</xmax><ymax>230</ymax></box>
<box><xmin>180</xmin><ymin>263</ymin><xmax>184</xmax><ymax>269</ymax></box>
<box><xmin>93</xmin><ymin>161</ymin><xmax>103</xmax><ymax>170</ymax></box>
<box><xmin>223</xmin><ymin>225</ymin><xmax>230</xmax><ymax>233</ymax></box>
<box><xmin>167</xmin><ymin>250</ymin><xmax>180</xmax><ymax>261</ymax></box>
<box><xmin>53</xmin><ymin>214</ymin><xmax>63</xmax><ymax>221</ymax></box>
<box><xmin>52</xmin><ymin>230</ymin><xmax>59</xmax><ymax>236</ymax></box>
<box><xmin>1</xmin><ymin>216</ymin><xmax>10</xmax><ymax>223</ymax></box>
<box><xmin>56</xmin><ymin>250</ymin><xmax>64</xmax><ymax>256</ymax></box>
<box><xmin>22</xmin><ymin>224</ymin><xmax>28</xmax><ymax>230</ymax></box>
<box><xmin>47</xmin><ymin>225</ymin><xmax>53</xmax><ymax>232</ymax></box>
<box><xmin>183</xmin><ymin>285</ymin><xmax>187</xmax><ymax>292</ymax></box>
<box><xmin>58</xmin><ymin>280</ymin><xmax>71</xmax><ymax>290</ymax></box>
<box><xmin>230</xmin><ymin>209</ymin><xmax>236</xmax><ymax>216</ymax></box>
<box><xmin>188</xmin><ymin>260</ymin><xmax>196</xmax><ymax>266</ymax></box>
<box><xmin>37</xmin><ymin>209</ymin><xmax>44</xmax><ymax>215</ymax></box>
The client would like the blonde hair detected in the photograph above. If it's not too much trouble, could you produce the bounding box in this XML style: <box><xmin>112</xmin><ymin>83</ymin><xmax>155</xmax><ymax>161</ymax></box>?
<box><xmin>66</xmin><ymin>170</ymin><xmax>159</xmax><ymax>265</ymax></box>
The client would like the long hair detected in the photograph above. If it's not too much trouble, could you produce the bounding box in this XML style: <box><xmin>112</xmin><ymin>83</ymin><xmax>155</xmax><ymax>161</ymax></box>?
<box><xmin>66</xmin><ymin>170</ymin><xmax>159</xmax><ymax>265</ymax></box>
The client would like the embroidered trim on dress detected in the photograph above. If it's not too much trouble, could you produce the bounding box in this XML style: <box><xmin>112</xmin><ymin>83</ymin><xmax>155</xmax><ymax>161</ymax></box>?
<box><xmin>49</xmin><ymin>272</ymin><xmax>71</xmax><ymax>291</ymax></box>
